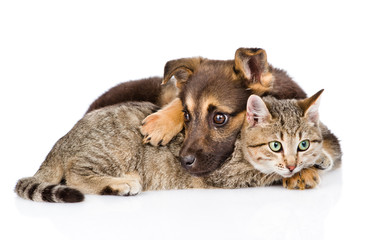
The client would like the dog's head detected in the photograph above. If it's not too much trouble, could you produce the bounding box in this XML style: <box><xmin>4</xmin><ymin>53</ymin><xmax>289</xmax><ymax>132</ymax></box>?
<box><xmin>163</xmin><ymin>48</ymin><xmax>274</xmax><ymax>176</ymax></box>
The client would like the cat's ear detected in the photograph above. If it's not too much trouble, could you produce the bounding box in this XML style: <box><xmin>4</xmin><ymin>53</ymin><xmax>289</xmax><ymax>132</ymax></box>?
<box><xmin>246</xmin><ymin>94</ymin><xmax>271</xmax><ymax>127</ymax></box>
<box><xmin>298</xmin><ymin>89</ymin><xmax>324</xmax><ymax>124</ymax></box>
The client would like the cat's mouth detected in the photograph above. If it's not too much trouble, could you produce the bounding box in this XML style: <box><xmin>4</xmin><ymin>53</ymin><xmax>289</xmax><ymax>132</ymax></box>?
<box><xmin>281</xmin><ymin>171</ymin><xmax>296</xmax><ymax>178</ymax></box>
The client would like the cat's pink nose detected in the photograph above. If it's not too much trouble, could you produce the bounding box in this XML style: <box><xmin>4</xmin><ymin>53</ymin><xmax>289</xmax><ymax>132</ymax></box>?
<box><xmin>287</xmin><ymin>165</ymin><xmax>296</xmax><ymax>172</ymax></box>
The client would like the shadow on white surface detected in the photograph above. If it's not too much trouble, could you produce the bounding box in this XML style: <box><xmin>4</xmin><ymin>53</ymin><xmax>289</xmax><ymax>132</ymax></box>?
<box><xmin>14</xmin><ymin>169</ymin><xmax>342</xmax><ymax>240</ymax></box>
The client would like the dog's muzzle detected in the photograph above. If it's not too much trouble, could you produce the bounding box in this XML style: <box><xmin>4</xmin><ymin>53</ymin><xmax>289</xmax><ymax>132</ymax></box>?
<box><xmin>182</xmin><ymin>155</ymin><xmax>196</xmax><ymax>167</ymax></box>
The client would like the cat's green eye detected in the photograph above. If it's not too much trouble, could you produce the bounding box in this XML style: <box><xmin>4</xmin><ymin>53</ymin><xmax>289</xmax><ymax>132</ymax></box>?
<box><xmin>269</xmin><ymin>141</ymin><xmax>282</xmax><ymax>152</ymax></box>
<box><xmin>298</xmin><ymin>140</ymin><xmax>310</xmax><ymax>151</ymax></box>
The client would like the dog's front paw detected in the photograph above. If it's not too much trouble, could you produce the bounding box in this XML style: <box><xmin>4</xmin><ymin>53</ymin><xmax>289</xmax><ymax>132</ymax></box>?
<box><xmin>141</xmin><ymin>112</ymin><xmax>182</xmax><ymax>146</ymax></box>
<box><xmin>141</xmin><ymin>98</ymin><xmax>184</xmax><ymax>146</ymax></box>
<box><xmin>283</xmin><ymin>167</ymin><xmax>320</xmax><ymax>190</ymax></box>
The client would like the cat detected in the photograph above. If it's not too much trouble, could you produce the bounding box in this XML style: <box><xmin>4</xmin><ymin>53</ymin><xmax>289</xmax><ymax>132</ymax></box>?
<box><xmin>15</xmin><ymin>90</ymin><xmax>341</xmax><ymax>203</ymax></box>
<box><xmin>241</xmin><ymin>90</ymin><xmax>341</xmax><ymax>189</ymax></box>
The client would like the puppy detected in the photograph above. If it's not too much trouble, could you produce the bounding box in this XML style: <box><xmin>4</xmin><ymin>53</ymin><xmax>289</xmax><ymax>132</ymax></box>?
<box><xmin>87</xmin><ymin>48</ymin><xmax>308</xmax><ymax>175</ymax></box>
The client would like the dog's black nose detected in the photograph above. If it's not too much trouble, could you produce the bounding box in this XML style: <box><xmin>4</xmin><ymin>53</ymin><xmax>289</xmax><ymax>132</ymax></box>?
<box><xmin>182</xmin><ymin>155</ymin><xmax>196</xmax><ymax>166</ymax></box>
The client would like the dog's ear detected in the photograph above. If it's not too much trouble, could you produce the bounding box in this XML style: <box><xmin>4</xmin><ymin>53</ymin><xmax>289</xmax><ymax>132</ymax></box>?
<box><xmin>234</xmin><ymin>48</ymin><xmax>273</xmax><ymax>88</ymax></box>
<box><xmin>162</xmin><ymin>57</ymin><xmax>204</xmax><ymax>88</ymax></box>
<box><xmin>246</xmin><ymin>94</ymin><xmax>272</xmax><ymax>127</ymax></box>
<box><xmin>298</xmin><ymin>89</ymin><xmax>324</xmax><ymax>124</ymax></box>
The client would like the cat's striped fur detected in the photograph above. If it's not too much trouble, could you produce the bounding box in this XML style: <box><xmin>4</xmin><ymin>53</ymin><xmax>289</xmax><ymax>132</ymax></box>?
<box><xmin>15</xmin><ymin>94</ymin><xmax>341</xmax><ymax>202</ymax></box>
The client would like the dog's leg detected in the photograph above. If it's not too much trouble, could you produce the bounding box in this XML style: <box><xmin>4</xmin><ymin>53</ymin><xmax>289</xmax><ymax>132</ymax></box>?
<box><xmin>86</xmin><ymin>77</ymin><xmax>178</xmax><ymax>114</ymax></box>
<box><xmin>282</xmin><ymin>167</ymin><xmax>320</xmax><ymax>190</ymax></box>
<box><xmin>141</xmin><ymin>98</ymin><xmax>184</xmax><ymax>146</ymax></box>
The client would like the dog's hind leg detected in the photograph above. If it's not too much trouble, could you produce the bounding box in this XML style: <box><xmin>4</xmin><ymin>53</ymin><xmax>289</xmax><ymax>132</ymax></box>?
<box><xmin>86</xmin><ymin>77</ymin><xmax>178</xmax><ymax>114</ymax></box>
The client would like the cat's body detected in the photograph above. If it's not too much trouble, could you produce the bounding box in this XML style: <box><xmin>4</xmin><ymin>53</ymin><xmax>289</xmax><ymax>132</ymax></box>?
<box><xmin>15</xmin><ymin>92</ymin><xmax>341</xmax><ymax>203</ymax></box>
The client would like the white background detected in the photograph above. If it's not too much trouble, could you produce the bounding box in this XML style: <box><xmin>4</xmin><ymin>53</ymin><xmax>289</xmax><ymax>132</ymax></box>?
<box><xmin>1</xmin><ymin>1</ymin><xmax>389</xmax><ymax>239</ymax></box>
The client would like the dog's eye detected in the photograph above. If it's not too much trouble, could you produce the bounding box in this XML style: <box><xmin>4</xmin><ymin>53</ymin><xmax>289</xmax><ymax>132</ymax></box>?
<box><xmin>183</xmin><ymin>110</ymin><xmax>190</xmax><ymax>122</ymax></box>
<box><xmin>213</xmin><ymin>113</ymin><xmax>228</xmax><ymax>126</ymax></box>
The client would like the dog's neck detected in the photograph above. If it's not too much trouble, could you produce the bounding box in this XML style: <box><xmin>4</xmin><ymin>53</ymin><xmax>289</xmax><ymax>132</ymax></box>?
<box><xmin>201</xmin><ymin>133</ymin><xmax>282</xmax><ymax>188</ymax></box>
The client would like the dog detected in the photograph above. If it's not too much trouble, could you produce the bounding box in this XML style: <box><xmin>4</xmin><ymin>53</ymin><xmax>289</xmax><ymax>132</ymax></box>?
<box><xmin>87</xmin><ymin>48</ymin><xmax>308</xmax><ymax>176</ymax></box>
<box><xmin>86</xmin><ymin>76</ymin><xmax>178</xmax><ymax>113</ymax></box>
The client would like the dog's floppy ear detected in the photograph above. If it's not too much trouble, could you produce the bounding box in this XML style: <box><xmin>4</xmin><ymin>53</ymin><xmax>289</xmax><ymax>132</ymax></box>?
<box><xmin>234</xmin><ymin>48</ymin><xmax>272</xmax><ymax>88</ymax></box>
<box><xmin>162</xmin><ymin>57</ymin><xmax>204</xmax><ymax>88</ymax></box>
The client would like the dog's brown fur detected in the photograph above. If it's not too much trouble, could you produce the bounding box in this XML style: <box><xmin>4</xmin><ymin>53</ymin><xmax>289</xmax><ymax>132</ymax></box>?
<box><xmin>141</xmin><ymin>98</ymin><xmax>184</xmax><ymax>146</ymax></box>
<box><xmin>145</xmin><ymin>48</ymin><xmax>307</xmax><ymax>175</ymax></box>
<box><xmin>87</xmin><ymin>48</ymin><xmax>307</xmax><ymax>175</ymax></box>
<box><xmin>86</xmin><ymin>76</ymin><xmax>178</xmax><ymax>113</ymax></box>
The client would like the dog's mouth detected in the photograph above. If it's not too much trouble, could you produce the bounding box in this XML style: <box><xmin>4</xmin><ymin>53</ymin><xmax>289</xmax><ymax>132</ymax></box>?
<box><xmin>180</xmin><ymin>160</ymin><xmax>215</xmax><ymax>176</ymax></box>
<box><xmin>179</xmin><ymin>131</ymin><xmax>238</xmax><ymax>176</ymax></box>
<box><xmin>186</xmin><ymin>168</ymin><xmax>215</xmax><ymax>177</ymax></box>
<box><xmin>180</xmin><ymin>153</ymin><xmax>233</xmax><ymax>177</ymax></box>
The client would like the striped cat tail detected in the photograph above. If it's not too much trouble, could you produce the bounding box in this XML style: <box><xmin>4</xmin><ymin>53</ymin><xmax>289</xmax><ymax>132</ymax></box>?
<box><xmin>14</xmin><ymin>177</ymin><xmax>84</xmax><ymax>203</ymax></box>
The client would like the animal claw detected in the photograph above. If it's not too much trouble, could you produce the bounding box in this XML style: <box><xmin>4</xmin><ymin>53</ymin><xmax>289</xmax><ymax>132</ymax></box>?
<box><xmin>142</xmin><ymin>136</ymin><xmax>151</xmax><ymax>144</ymax></box>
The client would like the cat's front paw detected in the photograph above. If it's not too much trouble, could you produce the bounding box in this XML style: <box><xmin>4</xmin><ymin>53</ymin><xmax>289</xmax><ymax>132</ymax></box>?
<box><xmin>314</xmin><ymin>151</ymin><xmax>333</xmax><ymax>170</ymax></box>
<box><xmin>141</xmin><ymin>98</ymin><xmax>184</xmax><ymax>146</ymax></box>
<box><xmin>283</xmin><ymin>168</ymin><xmax>320</xmax><ymax>190</ymax></box>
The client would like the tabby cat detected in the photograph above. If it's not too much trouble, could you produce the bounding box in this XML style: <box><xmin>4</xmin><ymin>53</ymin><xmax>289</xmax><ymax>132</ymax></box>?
<box><xmin>15</xmin><ymin>90</ymin><xmax>341</xmax><ymax>203</ymax></box>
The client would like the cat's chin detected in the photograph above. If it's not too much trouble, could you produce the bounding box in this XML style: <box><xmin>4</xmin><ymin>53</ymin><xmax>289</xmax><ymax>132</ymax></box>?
<box><xmin>281</xmin><ymin>172</ymin><xmax>295</xmax><ymax>178</ymax></box>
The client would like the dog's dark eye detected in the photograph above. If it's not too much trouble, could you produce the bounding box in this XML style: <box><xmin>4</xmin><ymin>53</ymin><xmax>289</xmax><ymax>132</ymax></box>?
<box><xmin>183</xmin><ymin>110</ymin><xmax>190</xmax><ymax>122</ymax></box>
<box><xmin>213</xmin><ymin>113</ymin><xmax>228</xmax><ymax>126</ymax></box>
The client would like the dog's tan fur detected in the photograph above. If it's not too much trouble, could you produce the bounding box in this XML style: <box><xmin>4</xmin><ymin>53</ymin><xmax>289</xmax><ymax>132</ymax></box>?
<box><xmin>283</xmin><ymin>168</ymin><xmax>320</xmax><ymax>190</ymax></box>
<box><xmin>141</xmin><ymin>98</ymin><xmax>184</xmax><ymax>146</ymax></box>
<box><xmin>85</xmin><ymin>48</ymin><xmax>339</xmax><ymax>177</ymax></box>
<box><xmin>140</xmin><ymin>48</ymin><xmax>308</xmax><ymax>175</ymax></box>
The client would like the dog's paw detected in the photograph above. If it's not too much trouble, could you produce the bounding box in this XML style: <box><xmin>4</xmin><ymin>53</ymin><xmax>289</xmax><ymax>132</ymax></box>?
<box><xmin>141</xmin><ymin>99</ymin><xmax>184</xmax><ymax>146</ymax></box>
<box><xmin>283</xmin><ymin>168</ymin><xmax>320</xmax><ymax>190</ymax></box>
<box><xmin>140</xmin><ymin>112</ymin><xmax>179</xmax><ymax>146</ymax></box>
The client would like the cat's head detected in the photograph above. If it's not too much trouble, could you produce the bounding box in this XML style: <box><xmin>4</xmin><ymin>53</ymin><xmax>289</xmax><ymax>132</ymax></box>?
<box><xmin>241</xmin><ymin>90</ymin><xmax>324</xmax><ymax>178</ymax></box>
